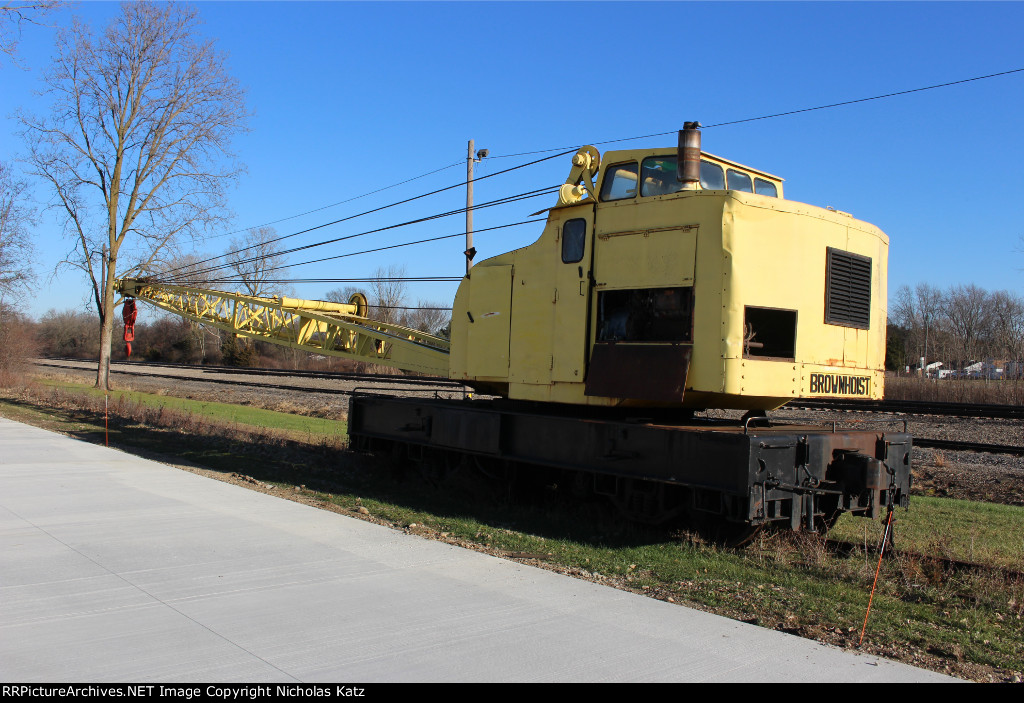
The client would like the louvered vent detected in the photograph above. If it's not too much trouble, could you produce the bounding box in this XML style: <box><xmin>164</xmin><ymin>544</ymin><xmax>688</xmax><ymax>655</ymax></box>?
<box><xmin>825</xmin><ymin>248</ymin><xmax>871</xmax><ymax>329</ymax></box>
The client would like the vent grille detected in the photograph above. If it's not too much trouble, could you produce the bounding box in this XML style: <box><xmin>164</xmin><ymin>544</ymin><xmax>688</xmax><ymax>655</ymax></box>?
<box><xmin>825</xmin><ymin>248</ymin><xmax>871</xmax><ymax>329</ymax></box>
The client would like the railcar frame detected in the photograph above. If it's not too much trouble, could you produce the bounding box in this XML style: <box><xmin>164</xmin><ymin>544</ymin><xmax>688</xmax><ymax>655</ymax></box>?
<box><xmin>349</xmin><ymin>393</ymin><xmax>911</xmax><ymax>534</ymax></box>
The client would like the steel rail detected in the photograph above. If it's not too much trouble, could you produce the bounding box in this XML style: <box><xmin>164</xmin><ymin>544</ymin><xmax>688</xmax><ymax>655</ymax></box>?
<box><xmin>35</xmin><ymin>358</ymin><xmax>468</xmax><ymax>389</ymax></box>
<box><xmin>913</xmin><ymin>437</ymin><xmax>1024</xmax><ymax>457</ymax></box>
<box><xmin>785</xmin><ymin>397</ymin><xmax>1024</xmax><ymax>420</ymax></box>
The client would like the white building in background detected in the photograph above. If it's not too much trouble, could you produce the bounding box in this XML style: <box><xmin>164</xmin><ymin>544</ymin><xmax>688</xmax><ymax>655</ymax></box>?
<box><xmin>960</xmin><ymin>360</ymin><xmax>1004</xmax><ymax>380</ymax></box>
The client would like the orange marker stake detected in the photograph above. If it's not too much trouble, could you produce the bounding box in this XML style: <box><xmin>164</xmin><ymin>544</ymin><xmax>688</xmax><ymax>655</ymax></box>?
<box><xmin>859</xmin><ymin>508</ymin><xmax>894</xmax><ymax>647</ymax></box>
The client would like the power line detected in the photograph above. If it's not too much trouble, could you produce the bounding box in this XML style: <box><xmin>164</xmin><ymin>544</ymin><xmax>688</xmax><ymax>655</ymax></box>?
<box><xmin>161</xmin><ymin>187</ymin><xmax>557</xmax><ymax>283</ymax></box>
<box><xmin>364</xmin><ymin>304</ymin><xmax>453</xmax><ymax>311</ymax></box>
<box><xmin>167</xmin><ymin>188</ymin><xmax>555</xmax><ymax>282</ymax></box>
<box><xmin>160</xmin><ymin>149</ymin><xmax>574</xmax><ymax>280</ymax></box>
<box><xmin>703</xmin><ymin>67</ymin><xmax>1024</xmax><ymax>128</ymax></box>
<box><xmin>206</xmin><ymin>277</ymin><xmax>463</xmax><ymax>284</ymax></box>
<box><xmin>202</xmin><ymin>218</ymin><xmax>545</xmax><ymax>283</ymax></box>
<box><xmin>206</xmin><ymin>160</ymin><xmax>464</xmax><ymax>242</ymax></box>
<box><xmin>160</xmin><ymin>67</ymin><xmax>1024</xmax><ymax>288</ymax></box>
<box><xmin>485</xmin><ymin>66</ymin><xmax>1024</xmax><ymax>159</ymax></box>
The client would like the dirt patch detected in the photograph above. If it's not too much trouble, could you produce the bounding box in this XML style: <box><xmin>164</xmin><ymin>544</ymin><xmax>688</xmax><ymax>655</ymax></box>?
<box><xmin>914</xmin><ymin>448</ymin><xmax>1024</xmax><ymax>506</ymax></box>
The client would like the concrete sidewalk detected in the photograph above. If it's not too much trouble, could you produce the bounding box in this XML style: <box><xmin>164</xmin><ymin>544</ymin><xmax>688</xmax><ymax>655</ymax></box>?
<box><xmin>0</xmin><ymin>418</ymin><xmax>954</xmax><ymax>682</ymax></box>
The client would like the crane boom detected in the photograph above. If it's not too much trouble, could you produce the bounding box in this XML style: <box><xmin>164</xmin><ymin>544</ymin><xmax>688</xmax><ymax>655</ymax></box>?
<box><xmin>115</xmin><ymin>278</ymin><xmax>451</xmax><ymax>376</ymax></box>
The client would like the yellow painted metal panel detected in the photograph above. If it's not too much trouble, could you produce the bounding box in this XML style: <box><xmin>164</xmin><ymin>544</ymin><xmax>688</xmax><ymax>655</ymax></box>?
<box><xmin>508</xmin><ymin>224</ymin><xmax>557</xmax><ymax>386</ymax></box>
<box><xmin>594</xmin><ymin>225</ymin><xmax>696</xmax><ymax>290</ymax></box>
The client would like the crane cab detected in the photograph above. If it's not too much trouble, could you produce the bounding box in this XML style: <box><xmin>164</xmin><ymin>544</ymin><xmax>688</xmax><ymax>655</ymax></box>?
<box><xmin>450</xmin><ymin>134</ymin><xmax>887</xmax><ymax>411</ymax></box>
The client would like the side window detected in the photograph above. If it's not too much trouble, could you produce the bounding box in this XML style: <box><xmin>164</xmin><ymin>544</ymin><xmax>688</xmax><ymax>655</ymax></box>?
<box><xmin>641</xmin><ymin>157</ymin><xmax>682</xmax><ymax>197</ymax></box>
<box><xmin>727</xmin><ymin>169</ymin><xmax>753</xmax><ymax>193</ymax></box>
<box><xmin>600</xmin><ymin>162</ymin><xmax>639</xmax><ymax>201</ymax></box>
<box><xmin>754</xmin><ymin>178</ymin><xmax>778</xmax><ymax>197</ymax></box>
<box><xmin>699</xmin><ymin>160</ymin><xmax>725</xmax><ymax>189</ymax></box>
<box><xmin>561</xmin><ymin>218</ymin><xmax>586</xmax><ymax>264</ymax></box>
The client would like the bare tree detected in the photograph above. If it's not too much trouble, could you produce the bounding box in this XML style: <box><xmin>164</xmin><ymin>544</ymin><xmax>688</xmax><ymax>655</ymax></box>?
<box><xmin>0</xmin><ymin>301</ymin><xmax>36</xmax><ymax>382</ymax></box>
<box><xmin>989</xmin><ymin>290</ymin><xmax>1024</xmax><ymax>363</ymax></box>
<box><xmin>156</xmin><ymin>252</ymin><xmax>223</xmax><ymax>361</ymax></box>
<box><xmin>943</xmin><ymin>284</ymin><xmax>993</xmax><ymax>366</ymax></box>
<box><xmin>0</xmin><ymin>1</ymin><xmax>64</xmax><ymax>67</ymax></box>
<box><xmin>0</xmin><ymin>161</ymin><xmax>34</xmax><ymax>301</ymax></box>
<box><xmin>223</xmin><ymin>226</ymin><xmax>289</xmax><ymax>298</ymax></box>
<box><xmin>369</xmin><ymin>264</ymin><xmax>408</xmax><ymax>324</ymax></box>
<box><xmin>406</xmin><ymin>300</ymin><xmax>450</xmax><ymax>337</ymax></box>
<box><xmin>326</xmin><ymin>285</ymin><xmax>365</xmax><ymax>300</ymax></box>
<box><xmin>892</xmin><ymin>282</ymin><xmax>944</xmax><ymax>368</ymax></box>
<box><xmin>20</xmin><ymin>1</ymin><xmax>248</xmax><ymax>388</ymax></box>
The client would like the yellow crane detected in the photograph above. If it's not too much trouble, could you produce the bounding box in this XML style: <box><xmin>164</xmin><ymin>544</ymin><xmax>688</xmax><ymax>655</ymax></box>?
<box><xmin>116</xmin><ymin>124</ymin><xmax>910</xmax><ymax>538</ymax></box>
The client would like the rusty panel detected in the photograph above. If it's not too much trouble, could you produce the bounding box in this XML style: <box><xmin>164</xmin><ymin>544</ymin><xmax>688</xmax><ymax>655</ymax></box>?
<box><xmin>585</xmin><ymin>342</ymin><xmax>692</xmax><ymax>402</ymax></box>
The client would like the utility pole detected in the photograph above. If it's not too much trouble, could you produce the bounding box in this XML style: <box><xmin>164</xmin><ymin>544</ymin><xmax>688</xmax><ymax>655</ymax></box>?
<box><xmin>466</xmin><ymin>139</ymin><xmax>474</xmax><ymax>275</ymax></box>
<box><xmin>465</xmin><ymin>139</ymin><xmax>488</xmax><ymax>275</ymax></box>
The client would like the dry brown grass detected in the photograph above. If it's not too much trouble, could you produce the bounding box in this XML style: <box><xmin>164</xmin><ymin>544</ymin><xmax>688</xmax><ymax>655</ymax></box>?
<box><xmin>886</xmin><ymin>376</ymin><xmax>1024</xmax><ymax>405</ymax></box>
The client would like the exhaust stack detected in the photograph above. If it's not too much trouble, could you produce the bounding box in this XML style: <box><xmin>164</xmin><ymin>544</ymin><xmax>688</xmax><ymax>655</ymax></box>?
<box><xmin>677</xmin><ymin>121</ymin><xmax>702</xmax><ymax>188</ymax></box>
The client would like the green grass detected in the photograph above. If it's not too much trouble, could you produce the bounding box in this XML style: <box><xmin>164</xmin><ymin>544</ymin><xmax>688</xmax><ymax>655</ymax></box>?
<box><xmin>831</xmin><ymin>496</ymin><xmax>1024</xmax><ymax>569</ymax></box>
<box><xmin>33</xmin><ymin>377</ymin><xmax>347</xmax><ymax>438</ymax></box>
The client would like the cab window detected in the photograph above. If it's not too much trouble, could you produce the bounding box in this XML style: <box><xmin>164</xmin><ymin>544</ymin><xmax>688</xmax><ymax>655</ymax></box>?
<box><xmin>641</xmin><ymin>157</ymin><xmax>682</xmax><ymax>197</ymax></box>
<box><xmin>754</xmin><ymin>178</ymin><xmax>778</xmax><ymax>197</ymax></box>
<box><xmin>699</xmin><ymin>161</ymin><xmax>725</xmax><ymax>189</ymax></box>
<box><xmin>561</xmin><ymin>219</ymin><xmax>586</xmax><ymax>264</ymax></box>
<box><xmin>600</xmin><ymin>162</ymin><xmax>639</xmax><ymax>201</ymax></box>
<box><xmin>727</xmin><ymin>169</ymin><xmax>753</xmax><ymax>193</ymax></box>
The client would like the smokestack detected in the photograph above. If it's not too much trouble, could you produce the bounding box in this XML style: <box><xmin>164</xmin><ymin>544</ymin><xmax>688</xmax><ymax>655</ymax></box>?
<box><xmin>677</xmin><ymin>121</ymin><xmax>702</xmax><ymax>186</ymax></box>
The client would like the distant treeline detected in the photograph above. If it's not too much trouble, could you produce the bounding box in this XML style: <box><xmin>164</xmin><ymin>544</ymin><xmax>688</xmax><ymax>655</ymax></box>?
<box><xmin>886</xmin><ymin>283</ymin><xmax>1023</xmax><ymax>371</ymax></box>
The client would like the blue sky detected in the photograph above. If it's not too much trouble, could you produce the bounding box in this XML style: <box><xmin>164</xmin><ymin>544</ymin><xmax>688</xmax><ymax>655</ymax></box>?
<box><xmin>2</xmin><ymin>1</ymin><xmax>1023</xmax><ymax>319</ymax></box>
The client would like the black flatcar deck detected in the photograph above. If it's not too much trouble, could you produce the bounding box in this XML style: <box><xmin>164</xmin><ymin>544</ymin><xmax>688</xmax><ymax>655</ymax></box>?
<box><xmin>349</xmin><ymin>394</ymin><xmax>912</xmax><ymax>531</ymax></box>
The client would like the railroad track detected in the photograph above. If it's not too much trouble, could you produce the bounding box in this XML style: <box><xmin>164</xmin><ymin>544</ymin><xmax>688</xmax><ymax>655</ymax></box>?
<box><xmin>913</xmin><ymin>438</ymin><xmax>1024</xmax><ymax>457</ymax></box>
<box><xmin>35</xmin><ymin>358</ymin><xmax>468</xmax><ymax>394</ymax></box>
<box><xmin>37</xmin><ymin>359</ymin><xmax>1024</xmax><ymax>456</ymax></box>
<box><xmin>786</xmin><ymin>397</ymin><xmax>1024</xmax><ymax>420</ymax></box>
